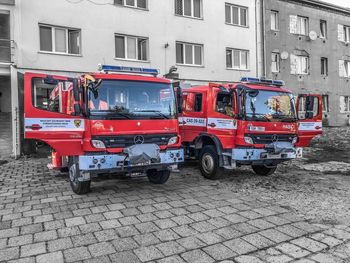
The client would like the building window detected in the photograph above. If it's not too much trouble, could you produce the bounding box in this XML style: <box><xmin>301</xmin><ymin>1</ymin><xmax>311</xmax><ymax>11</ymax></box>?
<box><xmin>115</xmin><ymin>34</ymin><xmax>148</xmax><ymax>61</ymax></box>
<box><xmin>39</xmin><ymin>25</ymin><xmax>81</xmax><ymax>55</ymax></box>
<box><xmin>322</xmin><ymin>95</ymin><xmax>329</xmax><ymax>113</ymax></box>
<box><xmin>176</xmin><ymin>42</ymin><xmax>203</xmax><ymax>66</ymax></box>
<box><xmin>226</xmin><ymin>48</ymin><xmax>249</xmax><ymax>70</ymax></box>
<box><xmin>271</xmin><ymin>52</ymin><xmax>280</xmax><ymax>73</ymax></box>
<box><xmin>321</xmin><ymin>57</ymin><xmax>328</xmax><ymax>76</ymax></box>
<box><xmin>290</xmin><ymin>15</ymin><xmax>309</xmax><ymax>35</ymax></box>
<box><xmin>340</xmin><ymin>96</ymin><xmax>350</xmax><ymax>113</ymax></box>
<box><xmin>175</xmin><ymin>0</ymin><xmax>202</xmax><ymax>19</ymax></box>
<box><xmin>339</xmin><ymin>60</ymin><xmax>350</xmax><ymax>78</ymax></box>
<box><xmin>271</xmin><ymin>10</ymin><xmax>279</xmax><ymax>31</ymax></box>
<box><xmin>290</xmin><ymin>54</ymin><xmax>309</xmax><ymax>75</ymax></box>
<box><xmin>338</xmin><ymin>24</ymin><xmax>350</xmax><ymax>43</ymax></box>
<box><xmin>225</xmin><ymin>4</ymin><xmax>248</xmax><ymax>27</ymax></box>
<box><xmin>320</xmin><ymin>20</ymin><xmax>327</xmax><ymax>39</ymax></box>
<box><xmin>114</xmin><ymin>0</ymin><xmax>147</xmax><ymax>9</ymax></box>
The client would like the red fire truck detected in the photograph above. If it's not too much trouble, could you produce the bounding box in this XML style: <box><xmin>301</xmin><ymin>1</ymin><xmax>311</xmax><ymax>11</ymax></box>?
<box><xmin>24</xmin><ymin>65</ymin><xmax>184</xmax><ymax>194</ymax></box>
<box><xmin>180</xmin><ymin>77</ymin><xmax>322</xmax><ymax>179</ymax></box>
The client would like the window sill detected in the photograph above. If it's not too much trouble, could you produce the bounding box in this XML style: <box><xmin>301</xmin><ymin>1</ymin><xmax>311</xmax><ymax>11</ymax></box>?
<box><xmin>114</xmin><ymin>58</ymin><xmax>150</xmax><ymax>63</ymax></box>
<box><xmin>174</xmin><ymin>14</ymin><xmax>203</xmax><ymax>21</ymax></box>
<box><xmin>225</xmin><ymin>23</ymin><xmax>249</xmax><ymax>29</ymax></box>
<box><xmin>226</xmin><ymin>67</ymin><xmax>250</xmax><ymax>71</ymax></box>
<box><xmin>38</xmin><ymin>51</ymin><xmax>82</xmax><ymax>57</ymax></box>
<box><xmin>114</xmin><ymin>4</ymin><xmax>149</xmax><ymax>11</ymax></box>
<box><xmin>176</xmin><ymin>63</ymin><xmax>204</xmax><ymax>68</ymax></box>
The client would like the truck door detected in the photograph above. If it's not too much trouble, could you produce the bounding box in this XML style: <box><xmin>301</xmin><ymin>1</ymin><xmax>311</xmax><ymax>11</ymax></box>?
<box><xmin>24</xmin><ymin>73</ymin><xmax>84</xmax><ymax>155</ymax></box>
<box><xmin>296</xmin><ymin>94</ymin><xmax>323</xmax><ymax>147</ymax></box>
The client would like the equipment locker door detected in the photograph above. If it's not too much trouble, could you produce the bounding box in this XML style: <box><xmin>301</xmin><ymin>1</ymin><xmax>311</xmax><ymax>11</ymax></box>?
<box><xmin>296</xmin><ymin>94</ymin><xmax>323</xmax><ymax>147</ymax></box>
<box><xmin>24</xmin><ymin>73</ymin><xmax>84</xmax><ymax>155</ymax></box>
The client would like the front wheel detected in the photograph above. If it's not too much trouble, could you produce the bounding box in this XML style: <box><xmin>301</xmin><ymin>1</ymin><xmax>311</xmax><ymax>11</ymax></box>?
<box><xmin>199</xmin><ymin>146</ymin><xmax>220</xmax><ymax>180</ymax></box>
<box><xmin>252</xmin><ymin>165</ymin><xmax>277</xmax><ymax>176</ymax></box>
<box><xmin>69</xmin><ymin>159</ymin><xmax>91</xmax><ymax>195</ymax></box>
<box><xmin>147</xmin><ymin>170</ymin><xmax>170</xmax><ymax>184</ymax></box>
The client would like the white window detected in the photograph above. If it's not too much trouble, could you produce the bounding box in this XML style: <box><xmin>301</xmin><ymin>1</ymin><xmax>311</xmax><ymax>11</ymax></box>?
<box><xmin>322</xmin><ymin>95</ymin><xmax>329</xmax><ymax>113</ymax></box>
<box><xmin>344</xmin><ymin>26</ymin><xmax>350</xmax><ymax>42</ymax></box>
<box><xmin>271</xmin><ymin>10</ymin><xmax>279</xmax><ymax>31</ymax></box>
<box><xmin>271</xmin><ymin>52</ymin><xmax>280</xmax><ymax>73</ymax></box>
<box><xmin>320</xmin><ymin>20</ymin><xmax>327</xmax><ymax>39</ymax></box>
<box><xmin>115</xmin><ymin>34</ymin><xmax>148</xmax><ymax>61</ymax></box>
<box><xmin>225</xmin><ymin>4</ymin><xmax>248</xmax><ymax>27</ymax></box>
<box><xmin>39</xmin><ymin>25</ymin><xmax>81</xmax><ymax>55</ymax></box>
<box><xmin>175</xmin><ymin>0</ymin><xmax>202</xmax><ymax>19</ymax></box>
<box><xmin>176</xmin><ymin>42</ymin><xmax>203</xmax><ymax>66</ymax></box>
<box><xmin>226</xmin><ymin>48</ymin><xmax>249</xmax><ymax>70</ymax></box>
<box><xmin>290</xmin><ymin>15</ymin><xmax>308</xmax><ymax>35</ymax></box>
<box><xmin>290</xmin><ymin>54</ymin><xmax>309</xmax><ymax>75</ymax></box>
<box><xmin>339</xmin><ymin>60</ymin><xmax>350</xmax><ymax>78</ymax></box>
<box><xmin>114</xmin><ymin>0</ymin><xmax>147</xmax><ymax>9</ymax></box>
<box><xmin>340</xmin><ymin>96</ymin><xmax>350</xmax><ymax>113</ymax></box>
<box><xmin>321</xmin><ymin>57</ymin><xmax>328</xmax><ymax>76</ymax></box>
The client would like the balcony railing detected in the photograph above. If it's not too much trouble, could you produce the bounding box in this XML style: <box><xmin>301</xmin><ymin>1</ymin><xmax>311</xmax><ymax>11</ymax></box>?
<box><xmin>0</xmin><ymin>38</ymin><xmax>12</xmax><ymax>63</ymax></box>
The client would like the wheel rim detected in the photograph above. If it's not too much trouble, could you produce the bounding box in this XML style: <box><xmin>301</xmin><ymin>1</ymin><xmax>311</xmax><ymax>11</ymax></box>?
<box><xmin>69</xmin><ymin>164</ymin><xmax>78</xmax><ymax>186</ymax></box>
<box><xmin>202</xmin><ymin>154</ymin><xmax>214</xmax><ymax>174</ymax></box>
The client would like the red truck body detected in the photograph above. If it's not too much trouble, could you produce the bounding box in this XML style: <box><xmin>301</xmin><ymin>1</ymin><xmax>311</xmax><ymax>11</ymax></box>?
<box><xmin>24</xmin><ymin>66</ymin><xmax>184</xmax><ymax>194</ymax></box>
<box><xmin>179</xmin><ymin>78</ymin><xmax>322</xmax><ymax>178</ymax></box>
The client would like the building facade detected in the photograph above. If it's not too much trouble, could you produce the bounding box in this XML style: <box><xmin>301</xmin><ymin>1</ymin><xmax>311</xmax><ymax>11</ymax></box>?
<box><xmin>262</xmin><ymin>0</ymin><xmax>350</xmax><ymax>126</ymax></box>
<box><xmin>0</xmin><ymin>0</ymin><xmax>260</xmax><ymax>157</ymax></box>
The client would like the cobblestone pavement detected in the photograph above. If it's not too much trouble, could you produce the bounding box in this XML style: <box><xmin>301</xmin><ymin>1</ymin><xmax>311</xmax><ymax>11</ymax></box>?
<box><xmin>1</xmin><ymin>153</ymin><xmax>350</xmax><ymax>263</ymax></box>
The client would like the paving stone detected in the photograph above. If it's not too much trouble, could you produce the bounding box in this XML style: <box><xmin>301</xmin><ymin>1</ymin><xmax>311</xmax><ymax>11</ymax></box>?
<box><xmin>80</xmin><ymin>222</ymin><xmax>102</xmax><ymax>234</ymax></box>
<box><xmin>177</xmin><ymin>236</ymin><xmax>206</xmax><ymax>250</ymax></box>
<box><xmin>107</xmin><ymin>203</ymin><xmax>126</xmax><ymax>211</ymax></box>
<box><xmin>259</xmin><ymin>229</ymin><xmax>292</xmax><ymax>243</ymax></box>
<box><xmin>235</xmin><ymin>255</ymin><xmax>264</xmax><ymax>263</ymax></box>
<box><xmin>276</xmin><ymin>243</ymin><xmax>311</xmax><ymax>258</ymax></box>
<box><xmin>276</xmin><ymin>224</ymin><xmax>308</xmax><ymax>238</ymax></box>
<box><xmin>224</xmin><ymin>214</ymin><xmax>247</xmax><ymax>224</ymax></box>
<box><xmin>154</xmin><ymin>229</ymin><xmax>181</xmax><ymax>241</ymax></box>
<box><xmin>83</xmin><ymin>255</ymin><xmax>111</xmax><ymax>263</ymax></box>
<box><xmin>48</xmin><ymin>237</ymin><xmax>74</xmax><ymax>252</ymax></box>
<box><xmin>215</xmin><ymin>226</ymin><xmax>242</xmax><ymax>240</ymax></box>
<box><xmin>154</xmin><ymin>218</ymin><xmax>178</xmax><ymax>229</ymax></box>
<box><xmin>196</xmin><ymin>232</ymin><xmax>224</xmax><ymax>245</ymax></box>
<box><xmin>57</xmin><ymin>226</ymin><xmax>81</xmax><ymax>238</ymax></box>
<box><xmin>203</xmin><ymin>243</ymin><xmax>236</xmax><ymax>260</ymax></box>
<box><xmin>34</xmin><ymin>230</ymin><xmax>57</xmax><ymax>242</ymax></box>
<box><xmin>133</xmin><ymin>233</ymin><xmax>160</xmax><ymax>246</ymax></box>
<box><xmin>265</xmin><ymin>215</ymin><xmax>291</xmax><ymax>226</ymax></box>
<box><xmin>112</xmin><ymin>237</ymin><xmax>139</xmax><ymax>252</ymax></box>
<box><xmin>172</xmin><ymin>215</ymin><xmax>194</xmax><ymax>225</ymax></box>
<box><xmin>172</xmin><ymin>225</ymin><xmax>198</xmax><ymax>238</ymax></box>
<box><xmin>157</xmin><ymin>255</ymin><xmax>186</xmax><ymax>263</ymax></box>
<box><xmin>88</xmin><ymin>242</ymin><xmax>116</xmax><ymax>257</ymax></box>
<box><xmin>310</xmin><ymin>253</ymin><xmax>343</xmax><ymax>263</ymax></box>
<box><xmin>134</xmin><ymin>222</ymin><xmax>159</xmax><ymax>234</ymax></box>
<box><xmin>8</xmin><ymin>234</ymin><xmax>33</xmax><ymax>246</ymax></box>
<box><xmin>224</xmin><ymin>238</ymin><xmax>258</xmax><ymax>255</ymax></box>
<box><xmin>64</xmin><ymin>246</ymin><xmax>91</xmax><ymax>262</ymax></box>
<box><xmin>265</xmin><ymin>254</ymin><xmax>293</xmax><ymax>263</ymax></box>
<box><xmin>94</xmin><ymin>229</ymin><xmax>118</xmax><ymax>242</ymax></box>
<box><xmin>156</xmin><ymin>241</ymin><xmax>186</xmax><ymax>256</ymax></box>
<box><xmin>85</xmin><ymin>213</ymin><xmax>105</xmax><ymax>223</ymax></box>
<box><xmin>0</xmin><ymin>247</ymin><xmax>20</xmax><ymax>261</ymax></box>
<box><xmin>72</xmin><ymin>233</ymin><xmax>97</xmax><ymax>246</ymax></box>
<box><xmin>12</xmin><ymin>217</ymin><xmax>32</xmax><ymax>227</ymax></box>
<box><xmin>181</xmin><ymin>249</ymin><xmax>214</xmax><ymax>263</ymax></box>
<box><xmin>248</xmin><ymin>219</ymin><xmax>275</xmax><ymax>230</ymax></box>
<box><xmin>119</xmin><ymin>216</ymin><xmax>141</xmax><ymax>226</ymax></box>
<box><xmin>21</xmin><ymin>242</ymin><xmax>46</xmax><ymax>257</ymax></box>
<box><xmin>99</xmin><ymin>219</ymin><xmax>121</xmax><ymax>229</ymax></box>
<box><xmin>324</xmin><ymin>228</ymin><xmax>350</xmax><ymax>241</ymax></box>
<box><xmin>36</xmin><ymin>251</ymin><xmax>64</xmax><ymax>263</ymax></box>
<box><xmin>109</xmin><ymin>251</ymin><xmax>141</xmax><ymax>263</ymax></box>
<box><xmin>44</xmin><ymin>220</ymin><xmax>65</xmax><ymax>231</ymax></box>
<box><xmin>242</xmin><ymin>233</ymin><xmax>275</xmax><ymax>249</ymax></box>
<box><xmin>0</xmin><ymin>227</ymin><xmax>19</xmax><ymax>238</ymax></box>
<box><xmin>134</xmin><ymin>246</ymin><xmax>163</xmax><ymax>262</ymax></box>
<box><xmin>65</xmin><ymin>216</ymin><xmax>86</xmax><ymax>227</ymax></box>
<box><xmin>136</xmin><ymin>213</ymin><xmax>158</xmax><ymax>222</ymax></box>
<box><xmin>291</xmin><ymin>237</ymin><xmax>328</xmax><ymax>253</ymax></box>
<box><xmin>115</xmin><ymin>226</ymin><xmax>140</xmax><ymax>237</ymax></box>
<box><xmin>8</xmin><ymin>257</ymin><xmax>36</xmax><ymax>263</ymax></box>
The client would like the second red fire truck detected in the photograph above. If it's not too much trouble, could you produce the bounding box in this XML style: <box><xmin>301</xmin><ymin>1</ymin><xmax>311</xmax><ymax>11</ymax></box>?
<box><xmin>179</xmin><ymin>77</ymin><xmax>322</xmax><ymax>179</ymax></box>
<box><xmin>24</xmin><ymin>65</ymin><xmax>184</xmax><ymax>194</ymax></box>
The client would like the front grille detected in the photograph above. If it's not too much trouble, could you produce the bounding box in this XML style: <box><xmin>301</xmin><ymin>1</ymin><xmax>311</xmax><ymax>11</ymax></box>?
<box><xmin>247</xmin><ymin>134</ymin><xmax>296</xmax><ymax>144</ymax></box>
<box><xmin>93</xmin><ymin>134</ymin><xmax>176</xmax><ymax>148</ymax></box>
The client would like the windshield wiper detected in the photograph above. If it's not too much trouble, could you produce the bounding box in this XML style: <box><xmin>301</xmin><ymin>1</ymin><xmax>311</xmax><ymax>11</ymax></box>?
<box><xmin>245</xmin><ymin>113</ymin><xmax>272</xmax><ymax>122</ymax></box>
<box><xmin>271</xmin><ymin>115</ymin><xmax>297</xmax><ymax>122</ymax></box>
<box><xmin>133</xmin><ymin>110</ymin><xmax>170</xmax><ymax>119</ymax></box>
<box><xmin>107</xmin><ymin>112</ymin><xmax>132</xmax><ymax>120</ymax></box>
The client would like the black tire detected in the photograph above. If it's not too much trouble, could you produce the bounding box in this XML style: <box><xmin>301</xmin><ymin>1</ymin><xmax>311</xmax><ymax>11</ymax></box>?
<box><xmin>199</xmin><ymin>145</ymin><xmax>220</xmax><ymax>180</ymax></box>
<box><xmin>147</xmin><ymin>170</ymin><xmax>170</xmax><ymax>184</ymax></box>
<box><xmin>69</xmin><ymin>158</ymin><xmax>91</xmax><ymax>195</ymax></box>
<box><xmin>252</xmin><ymin>165</ymin><xmax>277</xmax><ymax>176</ymax></box>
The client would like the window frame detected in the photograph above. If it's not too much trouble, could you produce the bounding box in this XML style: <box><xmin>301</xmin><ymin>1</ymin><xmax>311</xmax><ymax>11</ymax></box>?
<box><xmin>321</xmin><ymin>57</ymin><xmax>328</xmax><ymax>76</ymax></box>
<box><xmin>271</xmin><ymin>52</ymin><xmax>280</xmax><ymax>73</ymax></box>
<box><xmin>340</xmin><ymin>96</ymin><xmax>350</xmax><ymax>113</ymax></box>
<box><xmin>114</xmin><ymin>0</ymin><xmax>148</xmax><ymax>10</ymax></box>
<box><xmin>175</xmin><ymin>0</ymin><xmax>203</xmax><ymax>19</ymax></box>
<box><xmin>225</xmin><ymin>3</ymin><xmax>249</xmax><ymax>27</ymax></box>
<box><xmin>322</xmin><ymin>95</ymin><xmax>329</xmax><ymax>113</ymax></box>
<box><xmin>270</xmin><ymin>10</ymin><xmax>279</xmax><ymax>31</ymax></box>
<box><xmin>293</xmin><ymin>55</ymin><xmax>309</xmax><ymax>75</ymax></box>
<box><xmin>176</xmin><ymin>41</ymin><xmax>204</xmax><ymax>66</ymax></box>
<box><xmin>39</xmin><ymin>24</ymin><xmax>81</xmax><ymax>56</ymax></box>
<box><xmin>114</xmin><ymin>33</ymin><xmax>149</xmax><ymax>62</ymax></box>
<box><xmin>344</xmin><ymin>25</ymin><xmax>350</xmax><ymax>43</ymax></box>
<box><xmin>297</xmin><ymin>16</ymin><xmax>309</xmax><ymax>36</ymax></box>
<box><xmin>320</xmin><ymin>20</ymin><xmax>327</xmax><ymax>39</ymax></box>
<box><xmin>226</xmin><ymin>48</ymin><xmax>249</xmax><ymax>71</ymax></box>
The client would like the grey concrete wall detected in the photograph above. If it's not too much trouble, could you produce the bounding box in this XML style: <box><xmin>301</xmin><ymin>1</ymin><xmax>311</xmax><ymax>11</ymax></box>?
<box><xmin>263</xmin><ymin>0</ymin><xmax>350</xmax><ymax>126</ymax></box>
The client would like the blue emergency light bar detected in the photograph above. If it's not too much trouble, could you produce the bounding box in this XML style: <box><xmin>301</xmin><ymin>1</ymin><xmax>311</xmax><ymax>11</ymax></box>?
<box><xmin>240</xmin><ymin>77</ymin><xmax>285</xmax><ymax>87</ymax></box>
<box><xmin>98</xmin><ymin>64</ymin><xmax>159</xmax><ymax>76</ymax></box>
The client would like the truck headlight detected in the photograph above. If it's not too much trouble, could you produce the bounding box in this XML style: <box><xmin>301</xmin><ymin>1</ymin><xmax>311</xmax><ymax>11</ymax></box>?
<box><xmin>292</xmin><ymin>136</ymin><xmax>298</xmax><ymax>144</ymax></box>
<box><xmin>168</xmin><ymin>136</ymin><xmax>178</xmax><ymax>145</ymax></box>
<box><xmin>244</xmin><ymin>136</ymin><xmax>254</xmax><ymax>144</ymax></box>
<box><xmin>92</xmin><ymin>140</ymin><xmax>106</xmax><ymax>149</ymax></box>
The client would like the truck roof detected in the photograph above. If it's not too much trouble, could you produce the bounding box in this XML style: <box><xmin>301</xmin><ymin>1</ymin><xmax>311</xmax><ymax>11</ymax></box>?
<box><xmin>91</xmin><ymin>72</ymin><xmax>172</xmax><ymax>84</ymax></box>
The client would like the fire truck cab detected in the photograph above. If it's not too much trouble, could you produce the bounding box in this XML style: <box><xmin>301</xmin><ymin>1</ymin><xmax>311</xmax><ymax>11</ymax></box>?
<box><xmin>180</xmin><ymin>77</ymin><xmax>322</xmax><ymax>179</ymax></box>
<box><xmin>24</xmin><ymin>65</ymin><xmax>184</xmax><ymax>194</ymax></box>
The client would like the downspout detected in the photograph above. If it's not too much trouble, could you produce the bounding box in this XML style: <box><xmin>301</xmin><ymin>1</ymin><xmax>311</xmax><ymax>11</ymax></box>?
<box><xmin>255</xmin><ymin>0</ymin><xmax>259</xmax><ymax>77</ymax></box>
<box><xmin>261</xmin><ymin>0</ymin><xmax>267</xmax><ymax>77</ymax></box>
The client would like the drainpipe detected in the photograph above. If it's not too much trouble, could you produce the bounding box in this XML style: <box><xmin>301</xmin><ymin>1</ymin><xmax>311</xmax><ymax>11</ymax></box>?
<box><xmin>261</xmin><ymin>0</ymin><xmax>267</xmax><ymax>77</ymax></box>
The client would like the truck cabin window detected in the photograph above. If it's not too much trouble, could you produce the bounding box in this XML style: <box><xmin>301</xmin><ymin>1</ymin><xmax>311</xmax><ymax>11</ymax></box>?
<box><xmin>32</xmin><ymin>78</ymin><xmax>73</xmax><ymax>114</ymax></box>
<box><xmin>298</xmin><ymin>96</ymin><xmax>319</xmax><ymax>120</ymax></box>
<box><xmin>245</xmin><ymin>90</ymin><xmax>296</xmax><ymax>122</ymax></box>
<box><xmin>88</xmin><ymin>80</ymin><xmax>176</xmax><ymax>119</ymax></box>
<box><xmin>216</xmin><ymin>93</ymin><xmax>234</xmax><ymax>117</ymax></box>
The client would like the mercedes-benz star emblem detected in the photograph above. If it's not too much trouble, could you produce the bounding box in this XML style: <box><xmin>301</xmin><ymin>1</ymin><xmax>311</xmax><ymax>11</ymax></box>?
<box><xmin>271</xmin><ymin>135</ymin><xmax>278</xmax><ymax>142</ymax></box>
<box><xmin>134</xmin><ymin>135</ymin><xmax>144</xmax><ymax>144</ymax></box>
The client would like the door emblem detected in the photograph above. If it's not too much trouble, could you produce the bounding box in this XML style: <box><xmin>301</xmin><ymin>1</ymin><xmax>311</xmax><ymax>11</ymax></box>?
<box><xmin>74</xmin><ymin>120</ymin><xmax>82</xmax><ymax>128</ymax></box>
<box><xmin>134</xmin><ymin>135</ymin><xmax>144</xmax><ymax>144</ymax></box>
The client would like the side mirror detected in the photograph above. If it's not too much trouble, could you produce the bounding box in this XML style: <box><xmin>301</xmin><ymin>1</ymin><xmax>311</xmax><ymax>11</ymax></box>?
<box><xmin>176</xmin><ymin>86</ymin><xmax>183</xmax><ymax>114</ymax></box>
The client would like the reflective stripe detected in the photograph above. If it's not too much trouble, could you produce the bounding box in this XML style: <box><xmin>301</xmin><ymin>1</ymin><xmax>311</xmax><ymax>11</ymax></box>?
<box><xmin>299</xmin><ymin>121</ymin><xmax>322</xmax><ymax>131</ymax></box>
<box><xmin>25</xmin><ymin>118</ymin><xmax>85</xmax><ymax>131</ymax></box>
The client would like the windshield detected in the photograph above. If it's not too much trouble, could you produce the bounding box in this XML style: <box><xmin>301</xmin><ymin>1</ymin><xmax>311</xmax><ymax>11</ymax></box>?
<box><xmin>245</xmin><ymin>90</ymin><xmax>296</xmax><ymax>122</ymax></box>
<box><xmin>88</xmin><ymin>80</ymin><xmax>176</xmax><ymax>119</ymax></box>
